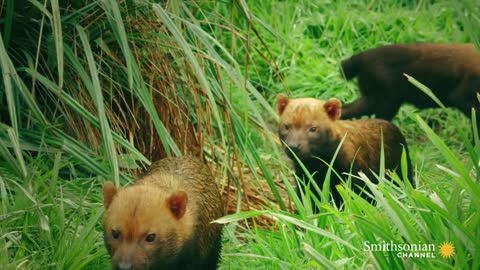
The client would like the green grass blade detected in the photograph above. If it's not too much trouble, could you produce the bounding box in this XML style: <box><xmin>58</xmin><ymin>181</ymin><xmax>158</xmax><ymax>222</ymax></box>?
<box><xmin>153</xmin><ymin>3</ymin><xmax>225</xmax><ymax>145</ymax></box>
<box><xmin>23</xmin><ymin>66</ymin><xmax>149</xmax><ymax>165</ymax></box>
<box><xmin>303</xmin><ymin>243</ymin><xmax>339</xmax><ymax>269</ymax></box>
<box><xmin>1</xmin><ymin>0</ymin><xmax>14</xmax><ymax>47</ymax></box>
<box><xmin>50</xmin><ymin>0</ymin><xmax>64</xmax><ymax>89</ymax></box>
<box><xmin>415</xmin><ymin>114</ymin><xmax>480</xmax><ymax>209</ymax></box>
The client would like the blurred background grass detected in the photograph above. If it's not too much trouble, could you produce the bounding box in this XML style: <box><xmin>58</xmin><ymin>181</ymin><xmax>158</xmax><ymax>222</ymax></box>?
<box><xmin>0</xmin><ymin>0</ymin><xmax>479</xmax><ymax>269</ymax></box>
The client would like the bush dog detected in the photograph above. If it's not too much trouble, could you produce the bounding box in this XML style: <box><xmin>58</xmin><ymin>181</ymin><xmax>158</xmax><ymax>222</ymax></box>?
<box><xmin>277</xmin><ymin>94</ymin><xmax>414</xmax><ymax>208</ymax></box>
<box><xmin>341</xmin><ymin>43</ymin><xmax>480</xmax><ymax>129</ymax></box>
<box><xmin>103</xmin><ymin>156</ymin><xmax>224</xmax><ymax>270</ymax></box>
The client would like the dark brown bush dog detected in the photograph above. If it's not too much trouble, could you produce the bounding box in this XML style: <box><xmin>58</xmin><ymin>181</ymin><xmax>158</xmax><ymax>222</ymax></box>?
<box><xmin>341</xmin><ymin>43</ymin><xmax>480</xmax><ymax>129</ymax></box>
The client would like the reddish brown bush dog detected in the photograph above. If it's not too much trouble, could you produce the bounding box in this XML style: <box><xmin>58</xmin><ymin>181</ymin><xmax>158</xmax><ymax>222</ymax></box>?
<box><xmin>277</xmin><ymin>94</ymin><xmax>414</xmax><ymax>208</ymax></box>
<box><xmin>341</xmin><ymin>43</ymin><xmax>480</xmax><ymax>129</ymax></box>
<box><xmin>103</xmin><ymin>156</ymin><xmax>224</xmax><ymax>270</ymax></box>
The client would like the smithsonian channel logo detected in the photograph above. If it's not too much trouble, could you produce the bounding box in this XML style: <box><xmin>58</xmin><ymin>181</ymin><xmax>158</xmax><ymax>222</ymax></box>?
<box><xmin>363</xmin><ymin>240</ymin><xmax>455</xmax><ymax>259</ymax></box>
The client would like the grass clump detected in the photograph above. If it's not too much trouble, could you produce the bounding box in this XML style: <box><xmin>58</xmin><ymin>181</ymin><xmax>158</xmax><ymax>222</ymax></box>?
<box><xmin>0</xmin><ymin>0</ymin><xmax>479</xmax><ymax>269</ymax></box>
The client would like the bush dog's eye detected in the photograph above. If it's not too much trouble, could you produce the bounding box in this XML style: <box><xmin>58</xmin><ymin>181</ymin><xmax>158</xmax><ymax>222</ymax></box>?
<box><xmin>284</xmin><ymin>124</ymin><xmax>290</xmax><ymax>130</ymax></box>
<box><xmin>146</xmin><ymin>233</ymin><xmax>156</xmax><ymax>242</ymax></box>
<box><xmin>112</xmin><ymin>230</ymin><xmax>120</xmax><ymax>239</ymax></box>
<box><xmin>309</xmin><ymin>127</ymin><xmax>317</xmax><ymax>132</ymax></box>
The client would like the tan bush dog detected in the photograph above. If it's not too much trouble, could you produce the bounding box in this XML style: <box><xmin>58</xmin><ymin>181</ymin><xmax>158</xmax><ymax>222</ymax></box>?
<box><xmin>103</xmin><ymin>156</ymin><xmax>224</xmax><ymax>270</ymax></box>
<box><xmin>340</xmin><ymin>43</ymin><xmax>480</xmax><ymax>129</ymax></box>
<box><xmin>277</xmin><ymin>94</ymin><xmax>414</xmax><ymax>208</ymax></box>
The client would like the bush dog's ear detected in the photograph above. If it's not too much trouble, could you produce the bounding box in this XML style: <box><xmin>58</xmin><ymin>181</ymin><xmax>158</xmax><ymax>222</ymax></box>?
<box><xmin>167</xmin><ymin>191</ymin><xmax>188</xmax><ymax>219</ymax></box>
<box><xmin>103</xmin><ymin>181</ymin><xmax>117</xmax><ymax>210</ymax></box>
<box><xmin>277</xmin><ymin>94</ymin><xmax>289</xmax><ymax>115</ymax></box>
<box><xmin>324</xmin><ymin>98</ymin><xmax>342</xmax><ymax>120</ymax></box>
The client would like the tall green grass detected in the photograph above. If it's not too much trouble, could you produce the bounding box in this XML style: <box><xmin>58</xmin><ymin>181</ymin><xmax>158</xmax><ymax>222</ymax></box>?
<box><xmin>0</xmin><ymin>0</ymin><xmax>479</xmax><ymax>269</ymax></box>
<box><xmin>217</xmin><ymin>0</ymin><xmax>479</xmax><ymax>269</ymax></box>
<box><xmin>0</xmin><ymin>0</ymin><xmax>284</xmax><ymax>268</ymax></box>
<box><xmin>219</xmin><ymin>108</ymin><xmax>479</xmax><ymax>269</ymax></box>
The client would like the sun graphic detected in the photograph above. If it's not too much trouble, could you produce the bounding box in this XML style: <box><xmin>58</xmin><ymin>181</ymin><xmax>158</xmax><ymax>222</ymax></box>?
<box><xmin>439</xmin><ymin>242</ymin><xmax>455</xmax><ymax>258</ymax></box>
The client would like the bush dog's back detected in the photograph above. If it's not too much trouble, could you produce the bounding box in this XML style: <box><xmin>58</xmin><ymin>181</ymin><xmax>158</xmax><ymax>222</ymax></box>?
<box><xmin>341</xmin><ymin>43</ymin><xmax>480</xmax><ymax>123</ymax></box>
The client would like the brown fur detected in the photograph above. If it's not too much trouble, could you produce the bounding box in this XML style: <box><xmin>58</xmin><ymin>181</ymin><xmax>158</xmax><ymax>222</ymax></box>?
<box><xmin>340</xmin><ymin>43</ymin><xmax>480</xmax><ymax>129</ymax></box>
<box><xmin>277</xmin><ymin>94</ymin><xmax>414</xmax><ymax>208</ymax></box>
<box><xmin>103</xmin><ymin>156</ymin><xmax>224</xmax><ymax>270</ymax></box>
